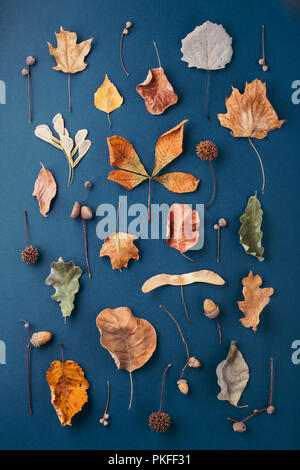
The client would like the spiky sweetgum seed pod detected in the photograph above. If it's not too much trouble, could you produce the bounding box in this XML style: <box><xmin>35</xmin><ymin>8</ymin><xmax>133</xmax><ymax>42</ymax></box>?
<box><xmin>21</xmin><ymin>245</ymin><xmax>39</xmax><ymax>264</ymax></box>
<box><xmin>233</xmin><ymin>421</ymin><xmax>246</xmax><ymax>433</ymax></box>
<box><xmin>149</xmin><ymin>411</ymin><xmax>170</xmax><ymax>433</ymax></box>
<box><xmin>196</xmin><ymin>141</ymin><xmax>218</xmax><ymax>161</ymax></box>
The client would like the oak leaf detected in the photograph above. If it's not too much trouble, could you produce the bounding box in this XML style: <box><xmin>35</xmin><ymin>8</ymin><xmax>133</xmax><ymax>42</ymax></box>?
<box><xmin>136</xmin><ymin>68</ymin><xmax>178</xmax><ymax>115</ymax></box>
<box><xmin>166</xmin><ymin>203</ymin><xmax>200</xmax><ymax>257</ymax></box>
<box><xmin>32</xmin><ymin>163</ymin><xmax>57</xmax><ymax>217</ymax></box>
<box><xmin>100</xmin><ymin>232</ymin><xmax>139</xmax><ymax>271</ymax></box>
<box><xmin>217</xmin><ymin>79</ymin><xmax>286</xmax><ymax>139</ymax></box>
<box><xmin>216</xmin><ymin>341</ymin><xmax>249</xmax><ymax>406</ymax></box>
<box><xmin>45</xmin><ymin>257</ymin><xmax>82</xmax><ymax>323</ymax></box>
<box><xmin>94</xmin><ymin>75</ymin><xmax>123</xmax><ymax>127</ymax></box>
<box><xmin>46</xmin><ymin>359</ymin><xmax>89</xmax><ymax>426</ymax></box>
<box><xmin>238</xmin><ymin>271</ymin><xmax>274</xmax><ymax>331</ymax></box>
<box><xmin>96</xmin><ymin>307</ymin><xmax>157</xmax><ymax>409</ymax></box>
<box><xmin>47</xmin><ymin>26</ymin><xmax>93</xmax><ymax>74</ymax></box>
<box><xmin>107</xmin><ymin>121</ymin><xmax>200</xmax><ymax>221</ymax></box>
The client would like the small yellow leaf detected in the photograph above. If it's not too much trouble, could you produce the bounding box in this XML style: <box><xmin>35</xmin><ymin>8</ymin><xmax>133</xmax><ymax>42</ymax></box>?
<box><xmin>94</xmin><ymin>75</ymin><xmax>123</xmax><ymax>127</ymax></box>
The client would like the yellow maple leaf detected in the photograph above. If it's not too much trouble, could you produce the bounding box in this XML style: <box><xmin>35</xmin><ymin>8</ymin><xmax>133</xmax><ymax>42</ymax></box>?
<box><xmin>46</xmin><ymin>359</ymin><xmax>89</xmax><ymax>426</ymax></box>
<box><xmin>94</xmin><ymin>75</ymin><xmax>123</xmax><ymax>127</ymax></box>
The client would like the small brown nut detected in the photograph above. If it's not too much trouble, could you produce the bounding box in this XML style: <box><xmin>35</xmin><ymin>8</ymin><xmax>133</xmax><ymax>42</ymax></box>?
<box><xmin>99</xmin><ymin>418</ymin><xmax>104</xmax><ymax>424</ymax></box>
<box><xmin>258</xmin><ymin>58</ymin><xmax>264</xmax><ymax>65</ymax></box>
<box><xmin>104</xmin><ymin>413</ymin><xmax>109</xmax><ymax>419</ymax></box>
<box><xmin>70</xmin><ymin>201</ymin><xmax>81</xmax><ymax>219</ymax></box>
<box><xmin>203</xmin><ymin>299</ymin><xmax>219</xmax><ymax>319</ymax></box>
<box><xmin>84</xmin><ymin>180</ymin><xmax>92</xmax><ymax>189</ymax></box>
<box><xmin>103</xmin><ymin>420</ymin><xmax>109</xmax><ymax>426</ymax></box>
<box><xmin>188</xmin><ymin>357</ymin><xmax>201</xmax><ymax>368</ymax></box>
<box><xmin>177</xmin><ymin>379</ymin><xmax>189</xmax><ymax>395</ymax></box>
<box><xmin>81</xmin><ymin>205</ymin><xmax>93</xmax><ymax>220</ymax></box>
<box><xmin>26</xmin><ymin>56</ymin><xmax>36</xmax><ymax>66</ymax></box>
<box><xmin>122</xmin><ymin>28</ymin><xmax>129</xmax><ymax>35</ymax></box>
<box><xmin>21</xmin><ymin>68</ymin><xmax>28</xmax><ymax>76</ymax></box>
<box><xmin>267</xmin><ymin>405</ymin><xmax>275</xmax><ymax>415</ymax></box>
<box><xmin>233</xmin><ymin>421</ymin><xmax>246</xmax><ymax>433</ymax></box>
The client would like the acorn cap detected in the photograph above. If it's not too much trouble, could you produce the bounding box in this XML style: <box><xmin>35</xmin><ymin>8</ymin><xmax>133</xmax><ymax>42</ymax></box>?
<box><xmin>203</xmin><ymin>299</ymin><xmax>219</xmax><ymax>319</ymax></box>
<box><xmin>149</xmin><ymin>411</ymin><xmax>170</xmax><ymax>433</ymax></box>
<box><xmin>31</xmin><ymin>331</ymin><xmax>52</xmax><ymax>348</ymax></box>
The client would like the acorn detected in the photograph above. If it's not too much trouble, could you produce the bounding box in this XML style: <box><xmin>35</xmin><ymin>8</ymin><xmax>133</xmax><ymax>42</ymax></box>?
<box><xmin>188</xmin><ymin>357</ymin><xmax>202</xmax><ymax>368</ymax></box>
<box><xmin>177</xmin><ymin>378</ymin><xmax>189</xmax><ymax>395</ymax></box>
<box><xmin>70</xmin><ymin>201</ymin><xmax>81</xmax><ymax>219</ymax></box>
<box><xmin>30</xmin><ymin>331</ymin><xmax>52</xmax><ymax>348</ymax></box>
<box><xmin>81</xmin><ymin>205</ymin><xmax>93</xmax><ymax>220</ymax></box>
<box><xmin>203</xmin><ymin>299</ymin><xmax>219</xmax><ymax>319</ymax></box>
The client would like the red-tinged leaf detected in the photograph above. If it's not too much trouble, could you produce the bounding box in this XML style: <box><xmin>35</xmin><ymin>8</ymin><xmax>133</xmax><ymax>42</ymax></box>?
<box><xmin>136</xmin><ymin>67</ymin><xmax>178</xmax><ymax>115</ymax></box>
<box><xmin>166</xmin><ymin>203</ymin><xmax>200</xmax><ymax>254</ymax></box>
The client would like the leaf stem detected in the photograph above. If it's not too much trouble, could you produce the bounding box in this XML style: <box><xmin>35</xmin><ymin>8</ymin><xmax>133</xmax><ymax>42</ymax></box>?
<box><xmin>147</xmin><ymin>177</ymin><xmax>152</xmax><ymax>222</ymax></box>
<box><xmin>180</xmin><ymin>285</ymin><xmax>191</xmax><ymax>324</ymax></box>
<box><xmin>81</xmin><ymin>216</ymin><xmax>92</xmax><ymax>278</ymax></box>
<box><xmin>68</xmin><ymin>73</ymin><xmax>71</xmax><ymax>112</ymax></box>
<box><xmin>128</xmin><ymin>371</ymin><xmax>133</xmax><ymax>410</ymax></box>
<box><xmin>206</xmin><ymin>159</ymin><xmax>216</xmax><ymax>210</ymax></box>
<box><xmin>205</xmin><ymin>70</ymin><xmax>210</xmax><ymax>121</ymax></box>
<box><xmin>159</xmin><ymin>364</ymin><xmax>171</xmax><ymax>412</ymax></box>
<box><xmin>20</xmin><ymin>319</ymin><xmax>32</xmax><ymax>415</ymax></box>
<box><xmin>217</xmin><ymin>226</ymin><xmax>220</xmax><ymax>263</ymax></box>
<box><xmin>103</xmin><ymin>380</ymin><xmax>110</xmax><ymax>416</ymax></box>
<box><xmin>153</xmin><ymin>40</ymin><xmax>162</xmax><ymax>69</ymax></box>
<box><xmin>107</xmin><ymin>113</ymin><xmax>111</xmax><ymax>128</ymax></box>
<box><xmin>248</xmin><ymin>137</ymin><xmax>265</xmax><ymax>194</ymax></box>
<box><xmin>24</xmin><ymin>210</ymin><xmax>29</xmax><ymax>247</ymax></box>
<box><xmin>120</xmin><ymin>32</ymin><xmax>130</xmax><ymax>77</ymax></box>
<box><xmin>27</xmin><ymin>65</ymin><xmax>32</xmax><ymax>123</ymax></box>
<box><xmin>262</xmin><ymin>25</ymin><xmax>266</xmax><ymax>65</ymax></box>
<box><xmin>216</xmin><ymin>317</ymin><xmax>222</xmax><ymax>344</ymax></box>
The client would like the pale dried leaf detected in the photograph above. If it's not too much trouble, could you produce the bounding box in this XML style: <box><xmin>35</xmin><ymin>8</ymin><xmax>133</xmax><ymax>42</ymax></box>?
<box><xmin>181</xmin><ymin>20</ymin><xmax>233</xmax><ymax>70</ymax></box>
<box><xmin>216</xmin><ymin>341</ymin><xmax>249</xmax><ymax>406</ymax></box>
<box><xmin>34</xmin><ymin>125</ymin><xmax>55</xmax><ymax>144</ymax></box>
<box><xmin>32</xmin><ymin>163</ymin><xmax>57</xmax><ymax>217</ymax></box>
<box><xmin>73</xmin><ymin>140</ymin><xmax>91</xmax><ymax>167</ymax></box>
<box><xmin>75</xmin><ymin>129</ymin><xmax>88</xmax><ymax>147</ymax></box>
<box><xmin>47</xmin><ymin>26</ymin><xmax>93</xmax><ymax>74</ymax></box>
<box><xmin>61</xmin><ymin>134</ymin><xmax>74</xmax><ymax>158</ymax></box>
<box><xmin>52</xmin><ymin>113</ymin><xmax>64</xmax><ymax>138</ymax></box>
<box><xmin>142</xmin><ymin>270</ymin><xmax>225</xmax><ymax>293</ymax></box>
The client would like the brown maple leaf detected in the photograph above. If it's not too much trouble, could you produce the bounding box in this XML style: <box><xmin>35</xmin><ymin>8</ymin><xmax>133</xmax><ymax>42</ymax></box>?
<box><xmin>238</xmin><ymin>271</ymin><xmax>274</xmax><ymax>331</ymax></box>
<box><xmin>217</xmin><ymin>79</ymin><xmax>286</xmax><ymax>193</ymax></box>
<box><xmin>100</xmin><ymin>232</ymin><xmax>139</xmax><ymax>271</ymax></box>
<box><xmin>107</xmin><ymin>120</ymin><xmax>200</xmax><ymax>221</ymax></box>
<box><xmin>46</xmin><ymin>359</ymin><xmax>89</xmax><ymax>426</ymax></box>
<box><xmin>47</xmin><ymin>26</ymin><xmax>93</xmax><ymax>111</ymax></box>
<box><xmin>136</xmin><ymin>41</ymin><xmax>178</xmax><ymax>115</ymax></box>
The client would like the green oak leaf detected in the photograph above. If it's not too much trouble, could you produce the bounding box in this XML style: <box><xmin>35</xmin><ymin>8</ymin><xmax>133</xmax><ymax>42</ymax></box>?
<box><xmin>45</xmin><ymin>257</ymin><xmax>82</xmax><ymax>323</ymax></box>
<box><xmin>239</xmin><ymin>192</ymin><xmax>264</xmax><ymax>261</ymax></box>
<box><xmin>216</xmin><ymin>340</ymin><xmax>249</xmax><ymax>407</ymax></box>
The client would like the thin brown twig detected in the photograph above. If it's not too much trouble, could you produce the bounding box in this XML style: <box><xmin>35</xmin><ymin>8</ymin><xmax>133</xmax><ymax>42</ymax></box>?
<box><xmin>159</xmin><ymin>364</ymin><xmax>171</xmax><ymax>412</ymax></box>
<box><xmin>103</xmin><ymin>380</ymin><xmax>110</xmax><ymax>416</ymax></box>
<box><xmin>24</xmin><ymin>210</ymin><xmax>29</xmax><ymax>247</ymax></box>
<box><xmin>120</xmin><ymin>32</ymin><xmax>130</xmax><ymax>77</ymax></box>
<box><xmin>206</xmin><ymin>160</ymin><xmax>216</xmax><ymax>210</ymax></box>
<box><xmin>180</xmin><ymin>285</ymin><xmax>191</xmax><ymax>324</ymax></box>
<box><xmin>81</xmin><ymin>217</ymin><xmax>92</xmax><ymax>278</ymax></box>
<box><xmin>27</xmin><ymin>65</ymin><xmax>32</xmax><ymax>123</ymax></box>
<box><xmin>128</xmin><ymin>371</ymin><xmax>133</xmax><ymax>410</ymax></box>
<box><xmin>262</xmin><ymin>25</ymin><xmax>265</xmax><ymax>65</ymax></box>
<box><xmin>269</xmin><ymin>357</ymin><xmax>273</xmax><ymax>406</ymax></box>
<box><xmin>217</xmin><ymin>226</ymin><xmax>220</xmax><ymax>263</ymax></box>
<box><xmin>216</xmin><ymin>317</ymin><xmax>222</xmax><ymax>344</ymax></box>
<box><xmin>20</xmin><ymin>319</ymin><xmax>32</xmax><ymax>415</ymax></box>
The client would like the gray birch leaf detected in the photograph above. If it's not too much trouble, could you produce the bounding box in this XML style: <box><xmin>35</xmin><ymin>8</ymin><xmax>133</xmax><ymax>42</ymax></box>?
<box><xmin>45</xmin><ymin>257</ymin><xmax>82</xmax><ymax>322</ymax></box>
<box><xmin>239</xmin><ymin>192</ymin><xmax>264</xmax><ymax>261</ymax></box>
<box><xmin>216</xmin><ymin>341</ymin><xmax>249</xmax><ymax>406</ymax></box>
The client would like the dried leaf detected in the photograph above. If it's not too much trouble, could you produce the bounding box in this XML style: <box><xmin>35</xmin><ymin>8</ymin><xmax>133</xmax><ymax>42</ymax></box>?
<box><xmin>96</xmin><ymin>307</ymin><xmax>157</xmax><ymax>409</ymax></box>
<box><xmin>75</xmin><ymin>129</ymin><xmax>88</xmax><ymax>147</ymax></box>
<box><xmin>47</xmin><ymin>26</ymin><xmax>93</xmax><ymax>74</ymax></box>
<box><xmin>107</xmin><ymin>121</ymin><xmax>199</xmax><ymax>218</ymax></box>
<box><xmin>238</xmin><ymin>271</ymin><xmax>274</xmax><ymax>331</ymax></box>
<box><xmin>94</xmin><ymin>75</ymin><xmax>123</xmax><ymax>126</ymax></box>
<box><xmin>181</xmin><ymin>21</ymin><xmax>233</xmax><ymax>71</ymax></box>
<box><xmin>166</xmin><ymin>204</ymin><xmax>200</xmax><ymax>255</ymax></box>
<box><xmin>46</xmin><ymin>359</ymin><xmax>89</xmax><ymax>426</ymax></box>
<box><xmin>100</xmin><ymin>232</ymin><xmax>139</xmax><ymax>271</ymax></box>
<box><xmin>107</xmin><ymin>136</ymin><xmax>148</xmax><ymax>175</ymax></box>
<box><xmin>154</xmin><ymin>172</ymin><xmax>200</xmax><ymax>192</ymax></box>
<box><xmin>152</xmin><ymin>120</ymin><xmax>188</xmax><ymax>176</ymax></box>
<box><xmin>216</xmin><ymin>341</ymin><xmax>249</xmax><ymax>406</ymax></box>
<box><xmin>217</xmin><ymin>79</ymin><xmax>286</xmax><ymax>139</ymax></box>
<box><xmin>45</xmin><ymin>257</ymin><xmax>82</xmax><ymax>322</ymax></box>
<box><xmin>142</xmin><ymin>270</ymin><xmax>225</xmax><ymax>293</ymax></box>
<box><xmin>32</xmin><ymin>163</ymin><xmax>57</xmax><ymax>217</ymax></box>
<box><xmin>108</xmin><ymin>170</ymin><xmax>148</xmax><ymax>190</ymax></box>
<box><xmin>136</xmin><ymin>68</ymin><xmax>178</xmax><ymax>115</ymax></box>
<box><xmin>239</xmin><ymin>192</ymin><xmax>264</xmax><ymax>261</ymax></box>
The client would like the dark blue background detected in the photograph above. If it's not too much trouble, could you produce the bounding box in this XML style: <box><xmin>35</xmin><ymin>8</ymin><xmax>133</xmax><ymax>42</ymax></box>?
<box><xmin>0</xmin><ymin>0</ymin><xmax>299</xmax><ymax>450</ymax></box>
